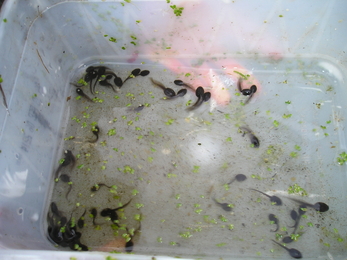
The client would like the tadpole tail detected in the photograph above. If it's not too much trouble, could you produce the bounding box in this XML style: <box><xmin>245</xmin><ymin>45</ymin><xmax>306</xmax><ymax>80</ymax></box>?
<box><xmin>186</xmin><ymin>96</ymin><xmax>203</xmax><ymax>111</ymax></box>
<box><xmin>150</xmin><ymin>78</ymin><xmax>166</xmax><ymax>90</ymax></box>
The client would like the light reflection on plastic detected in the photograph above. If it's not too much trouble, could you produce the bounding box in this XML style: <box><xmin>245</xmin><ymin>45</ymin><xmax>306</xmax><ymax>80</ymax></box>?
<box><xmin>0</xmin><ymin>168</ymin><xmax>28</xmax><ymax>198</ymax></box>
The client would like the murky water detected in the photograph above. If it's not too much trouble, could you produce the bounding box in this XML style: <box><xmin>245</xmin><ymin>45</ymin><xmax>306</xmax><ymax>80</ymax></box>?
<box><xmin>47</xmin><ymin>57</ymin><xmax>347</xmax><ymax>258</ymax></box>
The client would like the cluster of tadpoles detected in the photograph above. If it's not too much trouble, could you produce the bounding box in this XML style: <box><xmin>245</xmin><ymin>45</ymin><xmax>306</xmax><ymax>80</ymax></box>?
<box><xmin>72</xmin><ymin>66</ymin><xmax>150</xmax><ymax>101</ymax></box>
<box><xmin>237</xmin><ymin>78</ymin><xmax>257</xmax><ymax>104</ymax></box>
<box><xmin>149</xmin><ymin>78</ymin><xmax>212</xmax><ymax>110</ymax></box>
<box><xmin>212</xmin><ymin>173</ymin><xmax>329</xmax><ymax>259</ymax></box>
<box><xmin>50</xmin><ymin>151</ymin><xmax>141</xmax><ymax>252</ymax></box>
<box><xmin>47</xmin><ymin>202</ymin><xmax>88</xmax><ymax>251</ymax></box>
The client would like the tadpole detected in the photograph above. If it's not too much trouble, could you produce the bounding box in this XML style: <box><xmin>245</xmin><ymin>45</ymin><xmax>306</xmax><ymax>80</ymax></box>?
<box><xmin>240</xmin><ymin>126</ymin><xmax>260</xmax><ymax>148</ymax></box>
<box><xmin>213</xmin><ymin>198</ymin><xmax>233</xmax><ymax>212</ymax></box>
<box><xmin>77</xmin><ymin>209</ymin><xmax>86</xmax><ymax>229</ymax></box>
<box><xmin>88</xmin><ymin>125</ymin><xmax>99</xmax><ymax>143</ymax></box>
<box><xmin>90</xmin><ymin>183</ymin><xmax>112</xmax><ymax>192</ymax></box>
<box><xmin>99</xmin><ymin>75</ymin><xmax>118</xmax><ymax>92</ymax></box>
<box><xmin>50</xmin><ymin>202</ymin><xmax>61</xmax><ymax>217</ymax></box>
<box><xmin>173</xmin><ymin>79</ymin><xmax>194</xmax><ymax>90</ymax></box>
<box><xmin>228</xmin><ymin>174</ymin><xmax>247</xmax><ymax>185</ymax></box>
<box><xmin>271</xmin><ymin>240</ymin><xmax>302</xmax><ymax>259</ymax></box>
<box><xmin>150</xmin><ymin>78</ymin><xmax>176</xmax><ymax>97</ymax></box>
<box><xmin>187</xmin><ymin>86</ymin><xmax>210</xmax><ymax>111</ymax></box>
<box><xmin>140</xmin><ymin>70</ymin><xmax>150</xmax><ymax>76</ymax></box>
<box><xmin>123</xmin><ymin>68</ymin><xmax>141</xmax><ymax>84</ymax></box>
<box><xmin>249</xmin><ymin>188</ymin><xmax>282</xmax><ymax>206</ymax></box>
<box><xmin>288</xmin><ymin>198</ymin><xmax>329</xmax><ymax>213</ymax></box>
<box><xmin>125</xmin><ymin>222</ymin><xmax>141</xmax><ymax>253</ymax></box>
<box><xmin>59</xmin><ymin>174</ymin><xmax>70</xmax><ymax>183</ymax></box>
<box><xmin>90</xmin><ymin>208</ymin><xmax>98</xmax><ymax>226</ymax></box>
<box><xmin>100</xmin><ymin>199</ymin><xmax>132</xmax><ymax>224</ymax></box>
<box><xmin>291</xmin><ymin>205</ymin><xmax>307</xmax><ymax>234</ymax></box>
<box><xmin>268</xmin><ymin>214</ymin><xmax>279</xmax><ymax>232</ymax></box>
<box><xmin>54</xmin><ymin>150</ymin><xmax>76</xmax><ymax>179</ymax></box>
<box><xmin>237</xmin><ymin>78</ymin><xmax>257</xmax><ymax>104</ymax></box>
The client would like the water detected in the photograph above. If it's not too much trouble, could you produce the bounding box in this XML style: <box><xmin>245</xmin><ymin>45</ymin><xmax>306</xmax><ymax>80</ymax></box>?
<box><xmin>47</xmin><ymin>57</ymin><xmax>347</xmax><ymax>258</ymax></box>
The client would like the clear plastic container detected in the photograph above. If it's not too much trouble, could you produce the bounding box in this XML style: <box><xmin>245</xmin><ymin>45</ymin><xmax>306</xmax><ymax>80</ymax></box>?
<box><xmin>0</xmin><ymin>0</ymin><xmax>347</xmax><ymax>259</ymax></box>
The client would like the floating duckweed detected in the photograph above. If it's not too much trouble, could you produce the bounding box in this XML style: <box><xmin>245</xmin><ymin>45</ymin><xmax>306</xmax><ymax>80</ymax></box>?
<box><xmin>169</xmin><ymin>241</ymin><xmax>177</xmax><ymax>246</ymax></box>
<box><xmin>251</xmin><ymin>174</ymin><xmax>262</xmax><ymax>180</ymax></box>
<box><xmin>288</xmin><ymin>183</ymin><xmax>308</xmax><ymax>196</ymax></box>
<box><xmin>127</xmin><ymin>120</ymin><xmax>133</xmax><ymax>126</ymax></box>
<box><xmin>132</xmin><ymin>189</ymin><xmax>139</xmax><ymax>196</ymax></box>
<box><xmin>219</xmin><ymin>215</ymin><xmax>228</xmax><ymax>222</ymax></box>
<box><xmin>195</xmin><ymin>209</ymin><xmax>203</xmax><ymax>214</ymax></box>
<box><xmin>223</xmin><ymin>183</ymin><xmax>229</xmax><ymax>191</ymax></box>
<box><xmin>224</xmin><ymin>114</ymin><xmax>231</xmax><ymax>119</ymax></box>
<box><xmin>285</xmin><ymin>100</ymin><xmax>291</xmax><ymax>104</ymax></box>
<box><xmin>167</xmin><ymin>173</ymin><xmax>177</xmax><ymax>178</ymax></box>
<box><xmin>282</xmin><ymin>114</ymin><xmax>292</xmax><ymax>119</ymax></box>
<box><xmin>337</xmin><ymin>152</ymin><xmax>347</xmax><ymax>165</ymax></box>
<box><xmin>137</xmin><ymin>135</ymin><xmax>143</xmax><ymax>140</ymax></box>
<box><xmin>337</xmin><ymin>238</ymin><xmax>344</xmax><ymax>242</ymax></box>
<box><xmin>150</xmin><ymin>147</ymin><xmax>156</xmax><ymax>152</ymax></box>
<box><xmin>307</xmin><ymin>222</ymin><xmax>313</xmax><ymax>227</ymax></box>
<box><xmin>166</xmin><ymin>119</ymin><xmax>174</xmax><ymax>125</ymax></box>
<box><xmin>326</xmin><ymin>120</ymin><xmax>332</xmax><ymax>124</ymax></box>
<box><xmin>77</xmin><ymin>164</ymin><xmax>84</xmax><ymax>169</ymax></box>
<box><xmin>170</xmin><ymin>5</ymin><xmax>184</xmax><ymax>16</ymax></box>
<box><xmin>135</xmin><ymin>203</ymin><xmax>144</xmax><ymax>209</ymax></box>
<box><xmin>294</xmin><ymin>145</ymin><xmax>301</xmax><ymax>151</ymax></box>
<box><xmin>108</xmin><ymin>37</ymin><xmax>117</xmax><ymax>43</ymax></box>
<box><xmin>107</xmin><ymin>129</ymin><xmax>116</xmax><ymax>136</ymax></box>
<box><xmin>176</xmin><ymin>203</ymin><xmax>182</xmax><ymax>208</ymax></box>
<box><xmin>216</xmin><ymin>243</ymin><xmax>226</xmax><ymax>247</ymax></box>
<box><xmin>64</xmin><ymin>136</ymin><xmax>75</xmax><ymax>141</ymax></box>
<box><xmin>147</xmin><ymin>157</ymin><xmax>153</xmax><ymax>162</ymax></box>
<box><xmin>192</xmin><ymin>165</ymin><xmax>200</xmax><ymax>173</ymax></box>
<box><xmin>157</xmin><ymin>237</ymin><xmax>163</xmax><ymax>243</ymax></box>
<box><xmin>290</xmin><ymin>152</ymin><xmax>298</xmax><ymax>158</ymax></box>
<box><xmin>273</xmin><ymin>120</ymin><xmax>280</xmax><ymax>127</ymax></box>
<box><xmin>100</xmin><ymin>141</ymin><xmax>107</xmax><ymax>146</ymax></box>
<box><xmin>281</xmin><ymin>227</ymin><xmax>287</xmax><ymax>231</ymax></box>
<box><xmin>228</xmin><ymin>224</ymin><xmax>234</xmax><ymax>230</ymax></box>
<box><xmin>123</xmin><ymin>165</ymin><xmax>135</xmax><ymax>174</ymax></box>
<box><xmin>135</xmin><ymin>127</ymin><xmax>141</xmax><ymax>131</ymax></box>
<box><xmin>226</xmin><ymin>137</ymin><xmax>232</xmax><ymax>142</ymax></box>
<box><xmin>186</xmin><ymin>100</ymin><xmax>192</xmax><ymax>106</ymax></box>
<box><xmin>179</xmin><ymin>231</ymin><xmax>192</xmax><ymax>239</ymax></box>
<box><xmin>175</xmin><ymin>194</ymin><xmax>181</xmax><ymax>200</ymax></box>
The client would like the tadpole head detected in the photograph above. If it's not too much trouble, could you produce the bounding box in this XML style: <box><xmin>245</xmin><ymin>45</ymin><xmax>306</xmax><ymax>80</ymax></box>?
<box><xmin>114</xmin><ymin>77</ymin><xmax>123</xmax><ymax>87</ymax></box>
<box><xmin>105</xmin><ymin>74</ymin><xmax>113</xmax><ymax>80</ymax></box>
<box><xmin>195</xmin><ymin>87</ymin><xmax>204</xmax><ymax>97</ymax></box>
<box><xmin>314</xmin><ymin>202</ymin><xmax>329</xmax><ymax>212</ymax></box>
<box><xmin>76</xmin><ymin>88</ymin><xmax>83</xmax><ymax>95</ymax></box>
<box><xmin>174</xmin><ymin>80</ymin><xmax>184</xmax><ymax>86</ymax></box>
<box><xmin>60</xmin><ymin>174</ymin><xmax>70</xmax><ymax>183</ymax></box>
<box><xmin>140</xmin><ymin>70</ymin><xmax>150</xmax><ymax>76</ymax></box>
<box><xmin>131</xmin><ymin>68</ymin><xmax>141</xmax><ymax>77</ymax></box>
<box><xmin>241</xmin><ymin>89</ymin><xmax>252</xmax><ymax>96</ymax></box>
<box><xmin>86</xmin><ymin>66</ymin><xmax>95</xmax><ymax>73</ymax></box>
<box><xmin>177</xmin><ymin>89</ymin><xmax>187</xmax><ymax>97</ymax></box>
<box><xmin>202</xmin><ymin>92</ymin><xmax>211</xmax><ymax>102</ymax></box>
<box><xmin>235</xmin><ymin>174</ymin><xmax>247</xmax><ymax>182</ymax></box>
<box><xmin>164</xmin><ymin>88</ymin><xmax>176</xmax><ymax>97</ymax></box>
<box><xmin>250</xmin><ymin>85</ymin><xmax>257</xmax><ymax>93</ymax></box>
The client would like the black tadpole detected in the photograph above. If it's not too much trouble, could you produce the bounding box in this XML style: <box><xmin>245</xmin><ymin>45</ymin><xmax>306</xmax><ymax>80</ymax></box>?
<box><xmin>228</xmin><ymin>174</ymin><xmax>247</xmax><ymax>185</ymax></box>
<box><xmin>249</xmin><ymin>188</ymin><xmax>282</xmax><ymax>206</ymax></box>
<box><xmin>240</xmin><ymin>126</ymin><xmax>260</xmax><ymax>148</ymax></box>
<box><xmin>150</xmin><ymin>78</ymin><xmax>176</xmax><ymax>97</ymax></box>
<box><xmin>268</xmin><ymin>214</ymin><xmax>279</xmax><ymax>232</ymax></box>
<box><xmin>76</xmin><ymin>88</ymin><xmax>93</xmax><ymax>102</ymax></box>
<box><xmin>54</xmin><ymin>150</ymin><xmax>76</xmax><ymax>179</ymax></box>
<box><xmin>288</xmin><ymin>198</ymin><xmax>329</xmax><ymax>213</ymax></box>
<box><xmin>213</xmin><ymin>198</ymin><xmax>233</xmax><ymax>212</ymax></box>
<box><xmin>88</xmin><ymin>125</ymin><xmax>99</xmax><ymax>143</ymax></box>
<box><xmin>271</xmin><ymin>240</ymin><xmax>302</xmax><ymax>259</ymax></box>
<box><xmin>187</xmin><ymin>87</ymin><xmax>211</xmax><ymax>111</ymax></box>
<box><xmin>237</xmin><ymin>78</ymin><xmax>257</xmax><ymax>104</ymax></box>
